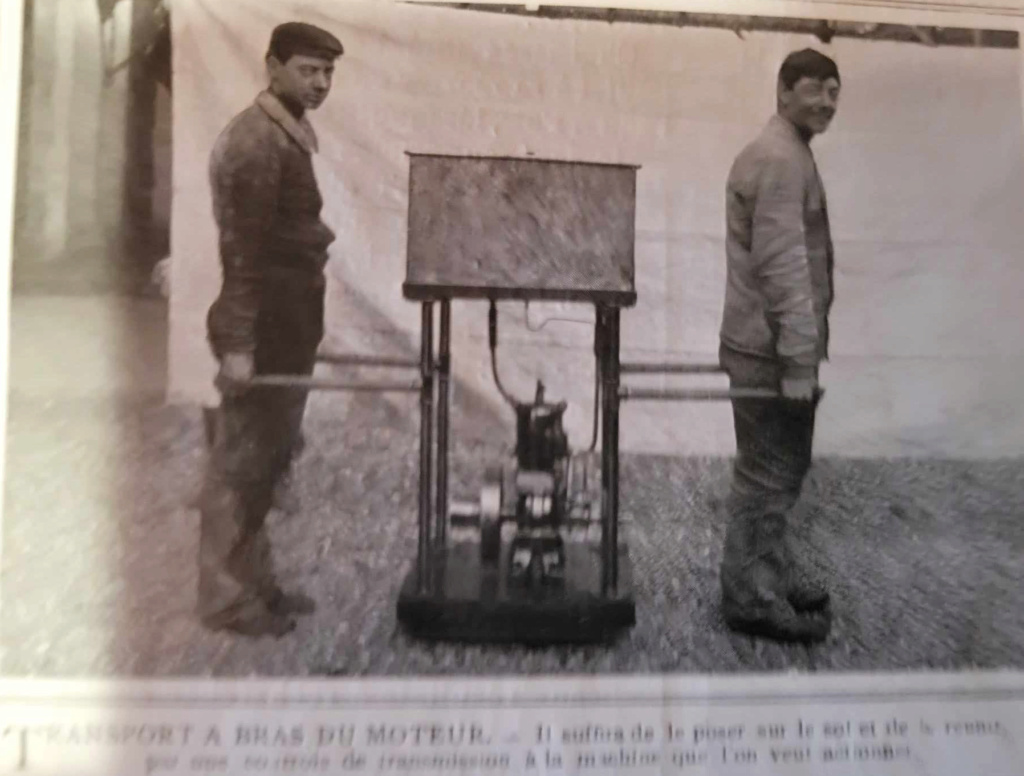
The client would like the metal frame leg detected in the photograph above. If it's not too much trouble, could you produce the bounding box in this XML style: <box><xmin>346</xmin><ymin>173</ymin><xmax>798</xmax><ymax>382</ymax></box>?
<box><xmin>418</xmin><ymin>302</ymin><xmax>435</xmax><ymax>592</ymax></box>
<box><xmin>599</xmin><ymin>305</ymin><xmax>622</xmax><ymax>597</ymax></box>
<box><xmin>435</xmin><ymin>299</ymin><xmax>451</xmax><ymax>549</ymax></box>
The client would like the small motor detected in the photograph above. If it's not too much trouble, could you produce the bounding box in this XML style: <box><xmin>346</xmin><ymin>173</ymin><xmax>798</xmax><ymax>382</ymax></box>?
<box><xmin>508</xmin><ymin>381</ymin><xmax>569</xmax><ymax>587</ymax></box>
<box><xmin>449</xmin><ymin>302</ymin><xmax>600</xmax><ymax>585</ymax></box>
<box><xmin>515</xmin><ymin>381</ymin><xmax>569</xmax><ymax>473</ymax></box>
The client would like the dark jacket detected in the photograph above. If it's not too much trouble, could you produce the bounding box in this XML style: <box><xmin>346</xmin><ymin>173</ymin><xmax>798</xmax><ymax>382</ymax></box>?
<box><xmin>719</xmin><ymin>114</ymin><xmax>835</xmax><ymax>381</ymax></box>
<box><xmin>206</xmin><ymin>91</ymin><xmax>336</xmax><ymax>357</ymax></box>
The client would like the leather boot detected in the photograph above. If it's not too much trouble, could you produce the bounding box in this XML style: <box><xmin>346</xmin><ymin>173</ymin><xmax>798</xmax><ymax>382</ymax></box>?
<box><xmin>200</xmin><ymin>599</ymin><xmax>296</xmax><ymax>638</ymax></box>
<box><xmin>264</xmin><ymin>585</ymin><xmax>316</xmax><ymax>616</ymax></box>
<box><xmin>781</xmin><ymin>533</ymin><xmax>831</xmax><ymax>613</ymax></box>
<box><xmin>720</xmin><ymin>511</ymin><xmax>831</xmax><ymax>644</ymax></box>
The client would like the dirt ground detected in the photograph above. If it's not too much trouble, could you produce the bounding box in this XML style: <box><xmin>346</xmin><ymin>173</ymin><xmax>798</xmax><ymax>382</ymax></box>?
<box><xmin>2</xmin><ymin>296</ymin><xmax>1023</xmax><ymax>678</ymax></box>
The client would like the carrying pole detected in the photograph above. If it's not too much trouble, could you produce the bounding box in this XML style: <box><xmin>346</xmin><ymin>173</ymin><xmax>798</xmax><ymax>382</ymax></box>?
<box><xmin>316</xmin><ymin>352</ymin><xmax>420</xmax><ymax>369</ymax></box>
<box><xmin>248</xmin><ymin>376</ymin><xmax>421</xmax><ymax>392</ymax></box>
<box><xmin>619</xmin><ymin>387</ymin><xmax>824</xmax><ymax>402</ymax></box>
<box><xmin>620</xmin><ymin>362</ymin><xmax>724</xmax><ymax>375</ymax></box>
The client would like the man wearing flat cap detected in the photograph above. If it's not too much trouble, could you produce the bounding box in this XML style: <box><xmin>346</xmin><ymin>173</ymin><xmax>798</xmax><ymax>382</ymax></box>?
<box><xmin>196</xmin><ymin>22</ymin><xmax>344</xmax><ymax>637</ymax></box>
<box><xmin>717</xmin><ymin>49</ymin><xmax>840</xmax><ymax>644</ymax></box>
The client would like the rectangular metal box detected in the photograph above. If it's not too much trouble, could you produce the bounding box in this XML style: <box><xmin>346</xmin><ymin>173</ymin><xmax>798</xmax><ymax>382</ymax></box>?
<box><xmin>403</xmin><ymin>153</ymin><xmax>639</xmax><ymax>305</ymax></box>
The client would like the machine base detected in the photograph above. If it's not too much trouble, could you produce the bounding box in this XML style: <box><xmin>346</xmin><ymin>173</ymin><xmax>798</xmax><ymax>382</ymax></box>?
<box><xmin>396</xmin><ymin>539</ymin><xmax>636</xmax><ymax>645</ymax></box>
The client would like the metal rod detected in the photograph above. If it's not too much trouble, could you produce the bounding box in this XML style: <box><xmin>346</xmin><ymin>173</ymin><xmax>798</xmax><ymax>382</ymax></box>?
<box><xmin>248</xmin><ymin>376</ymin><xmax>421</xmax><ymax>392</ymax></box>
<box><xmin>417</xmin><ymin>302</ymin><xmax>435</xmax><ymax>593</ymax></box>
<box><xmin>435</xmin><ymin>299</ymin><xmax>451</xmax><ymax>550</ymax></box>
<box><xmin>316</xmin><ymin>352</ymin><xmax>419</xmax><ymax>369</ymax></box>
<box><xmin>488</xmin><ymin>300</ymin><xmax>520</xmax><ymax>409</ymax></box>
<box><xmin>620</xmin><ymin>361</ymin><xmax>725</xmax><ymax>375</ymax></box>
<box><xmin>449</xmin><ymin>501</ymin><xmax>481</xmax><ymax>527</ymax></box>
<box><xmin>600</xmin><ymin>305</ymin><xmax>621</xmax><ymax>597</ymax></box>
<box><xmin>619</xmin><ymin>386</ymin><xmax>784</xmax><ymax>401</ymax></box>
<box><xmin>607</xmin><ymin>307</ymin><xmax>621</xmax><ymax>595</ymax></box>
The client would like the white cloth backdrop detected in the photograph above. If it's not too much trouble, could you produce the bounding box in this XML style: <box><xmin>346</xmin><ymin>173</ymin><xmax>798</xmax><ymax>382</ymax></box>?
<box><xmin>168</xmin><ymin>0</ymin><xmax>1024</xmax><ymax>458</ymax></box>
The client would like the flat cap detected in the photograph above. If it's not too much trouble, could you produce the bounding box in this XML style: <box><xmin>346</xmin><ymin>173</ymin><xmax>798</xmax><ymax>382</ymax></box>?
<box><xmin>779</xmin><ymin>48</ymin><xmax>840</xmax><ymax>88</ymax></box>
<box><xmin>268</xmin><ymin>21</ymin><xmax>344</xmax><ymax>62</ymax></box>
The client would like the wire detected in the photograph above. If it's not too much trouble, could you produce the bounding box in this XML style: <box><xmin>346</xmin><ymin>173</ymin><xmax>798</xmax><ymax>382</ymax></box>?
<box><xmin>588</xmin><ymin>362</ymin><xmax>601</xmax><ymax>452</ymax></box>
<box><xmin>489</xmin><ymin>300</ymin><xmax>603</xmax><ymax>453</ymax></box>
<box><xmin>489</xmin><ymin>301</ymin><xmax>521</xmax><ymax>410</ymax></box>
<box><xmin>523</xmin><ymin>301</ymin><xmax>592</xmax><ymax>331</ymax></box>
<box><xmin>588</xmin><ymin>319</ymin><xmax>603</xmax><ymax>452</ymax></box>
<box><xmin>490</xmin><ymin>346</ymin><xmax>520</xmax><ymax>410</ymax></box>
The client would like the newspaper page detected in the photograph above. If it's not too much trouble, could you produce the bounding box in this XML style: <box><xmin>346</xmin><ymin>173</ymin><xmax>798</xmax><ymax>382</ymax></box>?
<box><xmin>0</xmin><ymin>0</ymin><xmax>1021</xmax><ymax>773</ymax></box>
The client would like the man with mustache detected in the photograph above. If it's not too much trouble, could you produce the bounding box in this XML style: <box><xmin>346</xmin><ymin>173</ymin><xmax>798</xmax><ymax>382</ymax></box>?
<box><xmin>196</xmin><ymin>22</ymin><xmax>343</xmax><ymax>637</ymax></box>
<box><xmin>717</xmin><ymin>49</ymin><xmax>840</xmax><ymax>643</ymax></box>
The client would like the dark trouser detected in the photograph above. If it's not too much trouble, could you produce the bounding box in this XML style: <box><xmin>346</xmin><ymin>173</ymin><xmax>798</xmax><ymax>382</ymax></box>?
<box><xmin>196</xmin><ymin>274</ymin><xmax>324</xmax><ymax>626</ymax></box>
<box><xmin>720</xmin><ymin>343</ymin><xmax>816</xmax><ymax>517</ymax></box>
<box><xmin>730</xmin><ymin>388</ymin><xmax>816</xmax><ymax>518</ymax></box>
<box><xmin>718</xmin><ymin>344</ymin><xmax>828</xmax><ymax>641</ymax></box>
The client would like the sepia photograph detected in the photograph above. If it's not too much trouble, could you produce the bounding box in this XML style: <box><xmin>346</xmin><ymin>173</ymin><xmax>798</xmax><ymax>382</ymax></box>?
<box><xmin>2</xmin><ymin>0</ymin><xmax>1023</xmax><ymax>684</ymax></box>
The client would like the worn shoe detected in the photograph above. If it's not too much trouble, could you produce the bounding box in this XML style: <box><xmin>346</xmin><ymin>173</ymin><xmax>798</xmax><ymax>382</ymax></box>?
<box><xmin>265</xmin><ymin>587</ymin><xmax>316</xmax><ymax>616</ymax></box>
<box><xmin>720</xmin><ymin>511</ymin><xmax>831</xmax><ymax>644</ymax></box>
<box><xmin>201</xmin><ymin>604</ymin><xmax>296</xmax><ymax>639</ymax></box>
<box><xmin>766</xmin><ymin>513</ymin><xmax>831</xmax><ymax>612</ymax></box>
<box><xmin>723</xmin><ymin>598</ymin><xmax>831</xmax><ymax>644</ymax></box>
<box><xmin>786</xmin><ymin>566</ymin><xmax>831</xmax><ymax>613</ymax></box>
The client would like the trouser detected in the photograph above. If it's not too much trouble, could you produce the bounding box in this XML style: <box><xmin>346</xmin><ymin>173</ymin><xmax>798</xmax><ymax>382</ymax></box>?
<box><xmin>720</xmin><ymin>344</ymin><xmax>816</xmax><ymax>519</ymax></box>
<box><xmin>729</xmin><ymin>389</ymin><xmax>816</xmax><ymax>520</ymax></box>
<box><xmin>718</xmin><ymin>344</ymin><xmax>828</xmax><ymax>635</ymax></box>
<box><xmin>196</xmin><ymin>275</ymin><xmax>324</xmax><ymax>625</ymax></box>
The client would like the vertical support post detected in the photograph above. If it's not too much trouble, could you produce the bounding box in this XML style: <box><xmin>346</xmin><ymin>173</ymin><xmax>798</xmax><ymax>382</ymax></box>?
<box><xmin>435</xmin><ymin>298</ymin><xmax>451</xmax><ymax>549</ymax></box>
<box><xmin>417</xmin><ymin>302</ymin><xmax>435</xmax><ymax>592</ymax></box>
<box><xmin>124</xmin><ymin>0</ymin><xmax>160</xmax><ymax>252</ymax></box>
<box><xmin>600</xmin><ymin>304</ymin><xmax>621</xmax><ymax>596</ymax></box>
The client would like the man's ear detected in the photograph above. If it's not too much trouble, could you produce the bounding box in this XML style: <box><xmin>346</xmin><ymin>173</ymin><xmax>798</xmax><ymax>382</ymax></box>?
<box><xmin>776</xmin><ymin>79</ymin><xmax>792</xmax><ymax>110</ymax></box>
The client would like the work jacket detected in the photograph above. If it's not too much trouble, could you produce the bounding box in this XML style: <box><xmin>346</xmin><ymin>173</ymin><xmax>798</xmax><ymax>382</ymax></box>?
<box><xmin>206</xmin><ymin>90</ymin><xmax>336</xmax><ymax>358</ymax></box>
<box><xmin>719</xmin><ymin>114</ymin><xmax>835</xmax><ymax>381</ymax></box>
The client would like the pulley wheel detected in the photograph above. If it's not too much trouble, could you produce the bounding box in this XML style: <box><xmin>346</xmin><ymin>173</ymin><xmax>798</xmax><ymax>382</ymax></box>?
<box><xmin>479</xmin><ymin>465</ymin><xmax>503</xmax><ymax>565</ymax></box>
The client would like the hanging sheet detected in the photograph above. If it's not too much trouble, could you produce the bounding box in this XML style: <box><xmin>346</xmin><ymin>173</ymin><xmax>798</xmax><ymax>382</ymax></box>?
<box><xmin>169</xmin><ymin>0</ymin><xmax>1024</xmax><ymax>457</ymax></box>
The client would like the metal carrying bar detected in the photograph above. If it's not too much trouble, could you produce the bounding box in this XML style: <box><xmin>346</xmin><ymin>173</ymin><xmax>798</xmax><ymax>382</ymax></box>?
<box><xmin>620</xmin><ymin>362</ymin><xmax>724</xmax><ymax>374</ymax></box>
<box><xmin>619</xmin><ymin>386</ymin><xmax>824</xmax><ymax>401</ymax></box>
<box><xmin>617</xmin><ymin>360</ymin><xmax>822</xmax><ymax>401</ymax></box>
<box><xmin>316</xmin><ymin>351</ymin><xmax>420</xmax><ymax>369</ymax></box>
<box><xmin>620</xmin><ymin>386</ymin><xmax>778</xmax><ymax>401</ymax></box>
<box><xmin>448</xmin><ymin>501</ymin><xmax>481</xmax><ymax>527</ymax></box>
<box><xmin>242</xmin><ymin>352</ymin><xmax>421</xmax><ymax>391</ymax></box>
<box><xmin>247</xmin><ymin>375</ymin><xmax>422</xmax><ymax>392</ymax></box>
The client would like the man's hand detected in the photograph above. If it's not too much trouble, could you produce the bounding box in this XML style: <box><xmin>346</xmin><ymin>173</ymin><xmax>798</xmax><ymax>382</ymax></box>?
<box><xmin>781</xmin><ymin>375</ymin><xmax>818</xmax><ymax>402</ymax></box>
<box><xmin>216</xmin><ymin>352</ymin><xmax>254</xmax><ymax>397</ymax></box>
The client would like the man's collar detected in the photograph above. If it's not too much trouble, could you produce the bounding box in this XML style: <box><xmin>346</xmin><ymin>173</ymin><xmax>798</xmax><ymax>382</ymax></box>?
<box><xmin>769</xmin><ymin>113</ymin><xmax>811</xmax><ymax>147</ymax></box>
<box><xmin>255</xmin><ymin>90</ymin><xmax>319</xmax><ymax>154</ymax></box>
